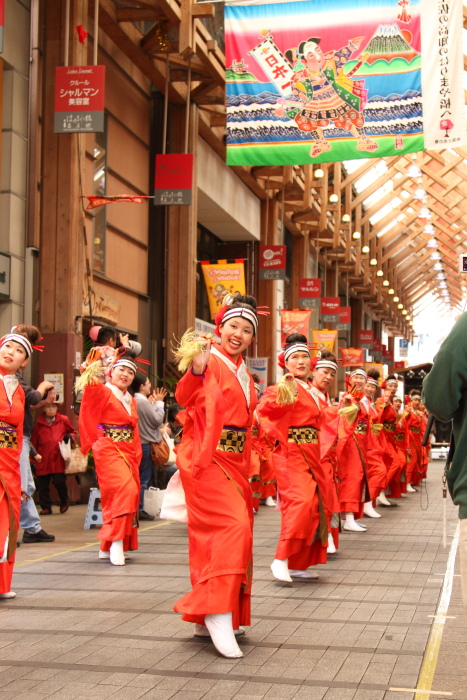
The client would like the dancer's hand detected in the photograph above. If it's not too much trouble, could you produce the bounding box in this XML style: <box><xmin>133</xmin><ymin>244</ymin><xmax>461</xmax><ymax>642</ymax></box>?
<box><xmin>192</xmin><ymin>337</ymin><xmax>211</xmax><ymax>375</ymax></box>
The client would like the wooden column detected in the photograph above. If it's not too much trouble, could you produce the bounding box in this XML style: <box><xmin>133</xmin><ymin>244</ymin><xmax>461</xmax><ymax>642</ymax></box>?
<box><xmin>291</xmin><ymin>233</ymin><xmax>309</xmax><ymax>308</ymax></box>
<box><xmin>257</xmin><ymin>197</ymin><xmax>279</xmax><ymax>384</ymax></box>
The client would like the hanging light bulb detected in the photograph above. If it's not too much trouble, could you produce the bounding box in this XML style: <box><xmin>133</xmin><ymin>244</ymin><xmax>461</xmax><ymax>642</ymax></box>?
<box><xmin>430</xmin><ymin>252</ymin><xmax>441</xmax><ymax>260</ymax></box>
<box><xmin>418</xmin><ymin>207</ymin><xmax>431</xmax><ymax>219</ymax></box>
<box><xmin>383</xmin><ymin>280</ymin><xmax>389</xmax><ymax>286</ymax></box>
<box><xmin>352</xmin><ymin>231</ymin><xmax>361</xmax><ymax>239</ymax></box>
<box><xmin>361</xmin><ymin>245</ymin><xmax>370</xmax><ymax>253</ymax></box>
<box><xmin>407</xmin><ymin>164</ymin><xmax>422</xmax><ymax>178</ymax></box>
<box><xmin>427</xmin><ymin>238</ymin><xmax>438</xmax><ymax>248</ymax></box>
<box><xmin>329</xmin><ymin>193</ymin><xmax>339</xmax><ymax>203</ymax></box>
<box><xmin>436</xmin><ymin>273</ymin><xmax>445</xmax><ymax>280</ymax></box>
<box><xmin>397</xmin><ymin>303</ymin><xmax>403</xmax><ymax>309</ymax></box>
<box><xmin>388</xmin><ymin>288</ymin><xmax>394</xmax><ymax>295</ymax></box>
<box><xmin>341</xmin><ymin>213</ymin><xmax>351</xmax><ymax>223</ymax></box>
<box><xmin>422</xmin><ymin>224</ymin><xmax>435</xmax><ymax>235</ymax></box>
<box><xmin>413</xmin><ymin>187</ymin><xmax>428</xmax><ymax>200</ymax></box>
<box><xmin>439</xmin><ymin>282</ymin><xmax>447</xmax><ymax>288</ymax></box>
<box><xmin>376</xmin><ymin>270</ymin><xmax>384</xmax><ymax>277</ymax></box>
<box><xmin>314</xmin><ymin>168</ymin><xmax>324</xmax><ymax>179</ymax></box>
<box><xmin>433</xmin><ymin>263</ymin><xmax>443</xmax><ymax>271</ymax></box>
<box><xmin>406</xmin><ymin>315</ymin><xmax>411</xmax><ymax>320</ymax></box>
<box><xmin>369</xmin><ymin>258</ymin><xmax>377</xmax><ymax>266</ymax></box>
<box><xmin>402</xmin><ymin>309</ymin><xmax>407</xmax><ymax>315</ymax></box>
<box><xmin>393</xmin><ymin>296</ymin><xmax>400</xmax><ymax>302</ymax></box>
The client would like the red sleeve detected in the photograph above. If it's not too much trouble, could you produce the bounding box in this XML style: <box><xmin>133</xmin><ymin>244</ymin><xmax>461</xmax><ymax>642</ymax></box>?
<box><xmin>78</xmin><ymin>381</ymin><xmax>108</xmax><ymax>454</ymax></box>
<box><xmin>257</xmin><ymin>386</ymin><xmax>294</xmax><ymax>446</ymax></box>
<box><xmin>131</xmin><ymin>398</ymin><xmax>142</xmax><ymax>465</ymax></box>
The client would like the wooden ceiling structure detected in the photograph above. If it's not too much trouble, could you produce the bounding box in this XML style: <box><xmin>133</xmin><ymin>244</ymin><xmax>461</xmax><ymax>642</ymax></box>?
<box><xmin>94</xmin><ymin>0</ymin><xmax>467</xmax><ymax>339</ymax></box>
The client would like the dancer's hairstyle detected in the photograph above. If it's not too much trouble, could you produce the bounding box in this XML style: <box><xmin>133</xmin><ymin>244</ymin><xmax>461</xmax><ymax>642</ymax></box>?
<box><xmin>13</xmin><ymin>324</ymin><xmax>41</xmax><ymax>346</ymax></box>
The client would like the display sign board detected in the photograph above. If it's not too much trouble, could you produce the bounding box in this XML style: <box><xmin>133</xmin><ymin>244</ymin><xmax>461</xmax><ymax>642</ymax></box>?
<box><xmin>154</xmin><ymin>153</ymin><xmax>194</xmax><ymax>205</ymax></box>
<box><xmin>259</xmin><ymin>245</ymin><xmax>286</xmax><ymax>280</ymax></box>
<box><xmin>54</xmin><ymin>65</ymin><xmax>105</xmax><ymax>133</ymax></box>
<box><xmin>399</xmin><ymin>338</ymin><xmax>409</xmax><ymax>358</ymax></box>
<box><xmin>299</xmin><ymin>278</ymin><xmax>321</xmax><ymax>309</ymax></box>
<box><xmin>336</xmin><ymin>306</ymin><xmax>351</xmax><ymax>331</ymax></box>
<box><xmin>321</xmin><ymin>296</ymin><xmax>340</xmax><ymax>323</ymax></box>
<box><xmin>245</xmin><ymin>357</ymin><xmax>268</xmax><ymax>396</ymax></box>
<box><xmin>358</xmin><ymin>330</ymin><xmax>374</xmax><ymax>349</ymax></box>
<box><xmin>44</xmin><ymin>373</ymin><xmax>64</xmax><ymax>403</ymax></box>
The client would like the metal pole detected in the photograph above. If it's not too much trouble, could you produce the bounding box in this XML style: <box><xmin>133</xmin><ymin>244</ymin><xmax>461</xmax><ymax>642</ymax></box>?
<box><xmin>184</xmin><ymin>57</ymin><xmax>192</xmax><ymax>154</ymax></box>
<box><xmin>64</xmin><ymin>0</ymin><xmax>70</xmax><ymax>66</ymax></box>
<box><xmin>162</xmin><ymin>53</ymin><xmax>170</xmax><ymax>155</ymax></box>
<box><xmin>93</xmin><ymin>0</ymin><xmax>99</xmax><ymax>65</ymax></box>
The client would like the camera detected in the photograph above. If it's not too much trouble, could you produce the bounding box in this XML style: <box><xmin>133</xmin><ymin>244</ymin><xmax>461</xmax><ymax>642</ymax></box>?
<box><xmin>459</xmin><ymin>254</ymin><xmax>467</xmax><ymax>272</ymax></box>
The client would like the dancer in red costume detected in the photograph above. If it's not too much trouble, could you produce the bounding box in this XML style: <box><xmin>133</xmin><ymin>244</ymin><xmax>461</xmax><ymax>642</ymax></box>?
<box><xmin>79</xmin><ymin>350</ymin><xmax>141</xmax><ymax>566</ymax></box>
<box><xmin>403</xmin><ymin>390</ymin><xmax>425</xmax><ymax>490</ymax></box>
<box><xmin>336</xmin><ymin>368</ymin><xmax>371</xmax><ymax>532</ymax></box>
<box><xmin>249</xmin><ymin>377</ymin><xmax>276</xmax><ymax>512</ymax></box>
<box><xmin>309</xmin><ymin>351</ymin><xmax>340</xmax><ymax>553</ymax></box>
<box><xmin>0</xmin><ymin>333</ymin><xmax>31</xmax><ymax>599</ymax></box>
<box><xmin>258</xmin><ymin>334</ymin><xmax>329</xmax><ymax>584</ymax></box>
<box><xmin>173</xmin><ymin>294</ymin><xmax>261</xmax><ymax>659</ymax></box>
<box><xmin>376</xmin><ymin>375</ymin><xmax>405</xmax><ymax>505</ymax></box>
<box><xmin>361</xmin><ymin>370</ymin><xmax>386</xmax><ymax>519</ymax></box>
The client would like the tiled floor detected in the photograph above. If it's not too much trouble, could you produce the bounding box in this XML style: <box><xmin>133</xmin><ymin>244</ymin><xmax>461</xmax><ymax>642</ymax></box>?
<box><xmin>0</xmin><ymin>461</ymin><xmax>460</xmax><ymax>699</ymax></box>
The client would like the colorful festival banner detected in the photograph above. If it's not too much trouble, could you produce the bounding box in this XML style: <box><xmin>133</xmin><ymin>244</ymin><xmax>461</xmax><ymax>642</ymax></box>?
<box><xmin>341</xmin><ymin>347</ymin><xmax>364</xmax><ymax>366</ymax></box>
<box><xmin>281</xmin><ymin>309</ymin><xmax>311</xmax><ymax>344</ymax></box>
<box><xmin>245</xmin><ymin>357</ymin><xmax>269</xmax><ymax>395</ymax></box>
<box><xmin>201</xmin><ymin>260</ymin><xmax>246</xmax><ymax>319</ymax></box>
<box><xmin>259</xmin><ymin>245</ymin><xmax>287</xmax><ymax>280</ymax></box>
<box><xmin>54</xmin><ymin>65</ymin><xmax>105</xmax><ymax>133</ymax></box>
<box><xmin>225</xmin><ymin>0</ymin><xmax>466</xmax><ymax>166</ymax></box>
<box><xmin>365</xmin><ymin>362</ymin><xmax>385</xmax><ymax>379</ymax></box>
<box><xmin>311</xmin><ymin>328</ymin><xmax>338</xmax><ymax>356</ymax></box>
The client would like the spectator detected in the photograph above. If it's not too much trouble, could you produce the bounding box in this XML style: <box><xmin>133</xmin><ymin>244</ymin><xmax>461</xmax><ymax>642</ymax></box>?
<box><xmin>130</xmin><ymin>371</ymin><xmax>167</xmax><ymax>520</ymax></box>
<box><xmin>167</xmin><ymin>402</ymin><xmax>183</xmax><ymax>445</ymax></box>
<box><xmin>31</xmin><ymin>404</ymin><xmax>75</xmax><ymax>515</ymax></box>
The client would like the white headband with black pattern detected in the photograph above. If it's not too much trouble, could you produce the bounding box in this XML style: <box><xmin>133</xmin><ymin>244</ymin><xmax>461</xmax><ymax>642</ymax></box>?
<box><xmin>221</xmin><ymin>307</ymin><xmax>258</xmax><ymax>334</ymax></box>
<box><xmin>111</xmin><ymin>359</ymin><xmax>137</xmax><ymax>374</ymax></box>
<box><xmin>0</xmin><ymin>333</ymin><xmax>33</xmax><ymax>357</ymax></box>
<box><xmin>284</xmin><ymin>343</ymin><xmax>310</xmax><ymax>362</ymax></box>
<box><xmin>350</xmin><ymin>368</ymin><xmax>367</xmax><ymax>380</ymax></box>
<box><xmin>366</xmin><ymin>377</ymin><xmax>378</xmax><ymax>386</ymax></box>
<box><xmin>315</xmin><ymin>359</ymin><xmax>338</xmax><ymax>372</ymax></box>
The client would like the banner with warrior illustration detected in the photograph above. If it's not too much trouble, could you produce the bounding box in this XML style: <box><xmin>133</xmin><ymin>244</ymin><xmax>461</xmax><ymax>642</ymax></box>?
<box><xmin>281</xmin><ymin>310</ymin><xmax>311</xmax><ymax>345</ymax></box>
<box><xmin>201</xmin><ymin>260</ymin><xmax>246</xmax><ymax>320</ymax></box>
<box><xmin>225</xmin><ymin>0</ymin><xmax>466</xmax><ymax>166</ymax></box>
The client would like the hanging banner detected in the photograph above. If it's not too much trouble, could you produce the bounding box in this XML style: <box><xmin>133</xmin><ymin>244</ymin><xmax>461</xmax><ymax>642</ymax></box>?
<box><xmin>259</xmin><ymin>245</ymin><xmax>286</xmax><ymax>280</ymax></box>
<box><xmin>245</xmin><ymin>357</ymin><xmax>268</xmax><ymax>396</ymax></box>
<box><xmin>54</xmin><ymin>65</ymin><xmax>105</xmax><ymax>133</ymax></box>
<box><xmin>335</xmin><ymin>306</ymin><xmax>351</xmax><ymax>331</ymax></box>
<box><xmin>200</xmin><ymin>260</ymin><xmax>246</xmax><ymax>319</ymax></box>
<box><xmin>154</xmin><ymin>153</ymin><xmax>194</xmax><ymax>205</ymax></box>
<box><xmin>299</xmin><ymin>278</ymin><xmax>321</xmax><ymax>309</ymax></box>
<box><xmin>0</xmin><ymin>0</ymin><xmax>4</xmax><ymax>53</ymax></box>
<box><xmin>321</xmin><ymin>297</ymin><xmax>340</xmax><ymax>323</ymax></box>
<box><xmin>365</xmin><ymin>362</ymin><xmax>384</xmax><ymax>379</ymax></box>
<box><xmin>394</xmin><ymin>360</ymin><xmax>406</xmax><ymax>369</ymax></box>
<box><xmin>311</xmin><ymin>328</ymin><xmax>338</xmax><ymax>356</ymax></box>
<box><xmin>358</xmin><ymin>330</ymin><xmax>374</xmax><ymax>349</ymax></box>
<box><xmin>281</xmin><ymin>309</ymin><xmax>311</xmax><ymax>344</ymax></box>
<box><xmin>224</xmin><ymin>0</ymin><xmax>466</xmax><ymax>167</ymax></box>
<box><xmin>341</xmin><ymin>347</ymin><xmax>364</xmax><ymax>367</ymax></box>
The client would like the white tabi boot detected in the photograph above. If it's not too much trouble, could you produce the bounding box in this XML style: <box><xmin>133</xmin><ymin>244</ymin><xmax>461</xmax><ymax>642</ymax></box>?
<box><xmin>194</xmin><ymin>623</ymin><xmax>245</xmax><ymax>638</ymax></box>
<box><xmin>376</xmin><ymin>491</ymin><xmax>393</xmax><ymax>507</ymax></box>
<box><xmin>271</xmin><ymin>558</ymin><xmax>292</xmax><ymax>583</ymax></box>
<box><xmin>264</xmin><ymin>496</ymin><xmax>276</xmax><ymax>507</ymax></box>
<box><xmin>204</xmin><ymin>612</ymin><xmax>243</xmax><ymax>658</ymax></box>
<box><xmin>407</xmin><ymin>483</ymin><xmax>417</xmax><ymax>493</ymax></box>
<box><xmin>327</xmin><ymin>532</ymin><xmax>337</xmax><ymax>554</ymax></box>
<box><xmin>343</xmin><ymin>513</ymin><xmax>367</xmax><ymax>532</ymax></box>
<box><xmin>0</xmin><ymin>592</ymin><xmax>16</xmax><ymax>599</ymax></box>
<box><xmin>109</xmin><ymin>540</ymin><xmax>125</xmax><ymax>566</ymax></box>
<box><xmin>363</xmin><ymin>501</ymin><xmax>382</xmax><ymax>518</ymax></box>
<box><xmin>289</xmin><ymin>569</ymin><xmax>319</xmax><ymax>579</ymax></box>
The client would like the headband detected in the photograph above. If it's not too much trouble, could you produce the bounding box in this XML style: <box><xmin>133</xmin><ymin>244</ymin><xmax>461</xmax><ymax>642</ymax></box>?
<box><xmin>350</xmin><ymin>368</ymin><xmax>367</xmax><ymax>380</ymax></box>
<box><xmin>366</xmin><ymin>377</ymin><xmax>378</xmax><ymax>386</ymax></box>
<box><xmin>221</xmin><ymin>306</ymin><xmax>258</xmax><ymax>334</ymax></box>
<box><xmin>0</xmin><ymin>333</ymin><xmax>33</xmax><ymax>357</ymax></box>
<box><xmin>314</xmin><ymin>359</ymin><xmax>338</xmax><ymax>372</ymax></box>
<box><xmin>284</xmin><ymin>343</ymin><xmax>310</xmax><ymax>363</ymax></box>
<box><xmin>254</xmin><ymin>382</ymin><xmax>261</xmax><ymax>393</ymax></box>
<box><xmin>111</xmin><ymin>358</ymin><xmax>137</xmax><ymax>374</ymax></box>
<box><xmin>410</xmin><ymin>393</ymin><xmax>421</xmax><ymax>400</ymax></box>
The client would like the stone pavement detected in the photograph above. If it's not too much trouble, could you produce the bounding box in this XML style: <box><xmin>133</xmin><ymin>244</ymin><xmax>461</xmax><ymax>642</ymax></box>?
<box><xmin>0</xmin><ymin>462</ymin><xmax>461</xmax><ymax>700</ymax></box>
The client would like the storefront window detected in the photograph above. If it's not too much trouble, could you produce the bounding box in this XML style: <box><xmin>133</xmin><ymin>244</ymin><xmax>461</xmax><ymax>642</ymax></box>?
<box><xmin>92</xmin><ymin>126</ymin><xmax>107</xmax><ymax>272</ymax></box>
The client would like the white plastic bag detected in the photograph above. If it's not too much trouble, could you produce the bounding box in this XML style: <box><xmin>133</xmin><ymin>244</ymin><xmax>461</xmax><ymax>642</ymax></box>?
<box><xmin>164</xmin><ymin>434</ymin><xmax>177</xmax><ymax>466</ymax></box>
<box><xmin>160</xmin><ymin>470</ymin><xmax>187</xmax><ymax>522</ymax></box>
<box><xmin>143</xmin><ymin>487</ymin><xmax>165</xmax><ymax>517</ymax></box>
<box><xmin>58</xmin><ymin>439</ymin><xmax>72</xmax><ymax>462</ymax></box>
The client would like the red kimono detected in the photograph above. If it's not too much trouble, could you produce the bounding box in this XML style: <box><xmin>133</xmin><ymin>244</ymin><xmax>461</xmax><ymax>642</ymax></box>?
<box><xmin>249</xmin><ymin>414</ymin><xmax>276</xmax><ymax>511</ymax></box>
<box><xmin>79</xmin><ymin>381</ymin><xmax>141</xmax><ymax>552</ymax></box>
<box><xmin>313</xmin><ymin>387</ymin><xmax>340</xmax><ymax>548</ymax></box>
<box><xmin>174</xmin><ymin>346</ymin><xmax>256</xmax><ymax>630</ymax></box>
<box><xmin>376</xmin><ymin>398</ymin><xmax>406</xmax><ymax>498</ymax></box>
<box><xmin>335</xmin><ymin>398</ymin><xmax>370</xmax><ymax>518</ymax></box>
<box><xmin>258</xmin><ymin>380</ymin><xmax>328</xmax><ymax>570</ymax></box>
<box><xmin>0</xmin><ymin>376</ymin><xmax>24</xmax><ymax>594</ymax></box>
<box><xmin>361</xmin><ymin>396</ymin><xmax>387</xmax><ymax>500</ymax></box>
<box><xmin>403</xmin><ymin>409</ymin><xmax>425</xmax><ymax>486</ymax></box>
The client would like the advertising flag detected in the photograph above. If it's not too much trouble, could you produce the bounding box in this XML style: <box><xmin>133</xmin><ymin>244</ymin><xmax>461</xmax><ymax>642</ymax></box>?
<box><xmin>201</xmin><ymin>260</ymin><xmax>246</xmax><ymax>319</ymax></box>
<box><xmin>225</xmin><ymin>0</ymin><xmax>466</xmax><ymax>166</ymax></box>
<box><xmin>341</xmin><ymin>347</ymin><xmax>364</xmax><ymax>366</ymax></box>
<box><xmin>281</xmin><ymin>309</ymin><xmax>311</xmax><ymax>344</ymax></box>
<box><xmin>311</xmin><ymin>328</ymin><xmax>338</xmax><ymax>356</ymax></box>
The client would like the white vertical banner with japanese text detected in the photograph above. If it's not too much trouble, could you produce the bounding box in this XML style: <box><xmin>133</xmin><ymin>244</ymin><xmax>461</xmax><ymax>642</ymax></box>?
<box><xmin>245</xmin><ymin>357</ymin><xmax>268</xmax><ymax>396</ymax></box>
<box><xmin>421</xmin><ymin>0</ymin><xmax>465</xmax><ymax>149</ymax></box>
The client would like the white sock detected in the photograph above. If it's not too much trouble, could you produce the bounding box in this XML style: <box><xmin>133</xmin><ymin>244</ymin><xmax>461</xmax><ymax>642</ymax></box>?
<box><xmin>265</xmin><ymin>496</ymin><xmax>276</xmax><ymax>506</ymax></box>
<box><xmin>289</xmin><ymin>569</ymin><xmax>319</xmax><ymax>579</ymax></box>
<box><xmin>0</xmin><ymin>592</ymin><xmax>16</xmax><ymax>599</ymax></box>
<box><xmin>343</xmin><ymin>513</ymin><xmax>367</xmax><ymax>531</ymax></box>
<box><xmin>363</xmin><ymin>501</ymin><xmax>382</xmax><ymax>518</ymax></box>
<box><xmin>110</xmin><ymin>540</ymin><xmax>125</xmax><ymax>566</ymax></box>
<box><xmin>204</xmin><ymin>613</ymin><xmax>243</xmax><ymax>658</ymax></box>
<box><xmin>271</xmin><ymin>558</ymin><xmax>292</xmax><ymax>582</ymax></box>
<box><xmin>407</xmin><ymin>484</ymin><xmax>417</xmax><ymax>493</ymax></box>
<box><xmin>377</xmin><ymin>491</ymin><xmax>392</xmax><ymax>506</ymax></box>
<box><xmin>327</xmin><ymin>532</ymin><xmax>337</xmax><ymax>554</ymax></box>
<box><xmin>193</xmin><ymin>623</ymin><xmax>245</xmax><ymax>638</ymax></box>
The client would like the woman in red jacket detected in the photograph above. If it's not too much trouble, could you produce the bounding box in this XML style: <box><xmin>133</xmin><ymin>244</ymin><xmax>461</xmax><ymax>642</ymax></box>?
<box><xmin>31</xmin><ymin>404</ymin><xmax>75</xmax><ymax>515</ymax></box>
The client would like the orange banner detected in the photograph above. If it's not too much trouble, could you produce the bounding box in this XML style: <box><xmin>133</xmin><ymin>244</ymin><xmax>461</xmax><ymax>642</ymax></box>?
<box><xmin>311</xmin><ymin>329</ymin><xmax>338</xmax><ymax>357</ymax></box>
<box><xmin>201</xmin><ymin>260</ymin><xmax>246</xmax><ymax>319</ymax></box>
<box><xmin>341</xmin><ymin>347</ymin><xmax>364</xmax><ymax>367</ymax></box>
<box><xmin>365</xmin><ymin>362</ymin><xmax>385</xmax><ymax>381</ymax></box>
<box><xmin>281</xmin><ymin>310</ymin><xmax>311</xmax><ymax>344</ymax></box>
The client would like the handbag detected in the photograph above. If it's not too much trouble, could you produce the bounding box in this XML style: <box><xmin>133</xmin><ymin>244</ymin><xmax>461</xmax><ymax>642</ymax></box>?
<box><xmin>143</xmin><ymin>486</ymin><xmax>165</xmax><ymax>517</ymax></box>
<box><xmin>150</xmin><ymin>436</ymin><xmax>170</xmax><ymax>471</ymax></box>
<box><xmin>65</xmin><ymin>449</ymin><xmax>89</xmax><ymax>474</ymax></box>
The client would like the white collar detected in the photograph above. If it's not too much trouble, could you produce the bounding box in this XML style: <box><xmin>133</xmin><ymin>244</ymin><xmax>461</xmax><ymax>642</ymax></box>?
<box><xmin>310</xmin><ymin>385</ymin><xmax>330</xmax><ymax>406</ymax></box>
<box><xmin>295</xmin><ymin>378</ymin><xmax>321</xmax><ymax>411</ymax></box>
<box><xmin>211</xmin><ymin>345</ymin><xmax>251</xmax><ymax>408</ymax></box>
<box><xmin>0</xmin><ymin>374</ymin><xmax>19</xmax><ymax>407</ymax></box>
<box><xmin>105</xmin><ymin>382</ymin><xmax>132</xmax><ymax>415</ymax></box>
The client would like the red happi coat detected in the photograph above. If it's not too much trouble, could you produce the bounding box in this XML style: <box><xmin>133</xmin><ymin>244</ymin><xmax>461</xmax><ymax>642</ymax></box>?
<box><xmin>0</xmin><ymin>376</ymin><xmax>24</xmax><ymax>594</ymax></box>
<box><xmin>174</xmin><ymin>346</ymin><xmax>256</xmax><ymax>629</ymax></box>
<box><xmin>258</xmin><ymin>380</ymin><xmax>328</xmax><ymax>571</ymax></box>
<box><xmin>361</xmin><ymin>396</ymin><xmax>387</xmax><ymax>500</ymax></box>
<box><xmin>79</xmin><ymin>381</ymin><xmax>141</xmax><ymax>551</ymax></box>
<box><xmin>335</xmin><ymin>397</ymin><xmax>370</xmax><ymax>518</ymax></box>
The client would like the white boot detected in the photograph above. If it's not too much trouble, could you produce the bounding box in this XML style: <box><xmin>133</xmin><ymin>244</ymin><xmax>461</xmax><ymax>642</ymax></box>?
<box><xmin>99</xmin><ymin>550</ymin><xmax>128</xmax><ymax>561</ymax></box>
<box><xmin>363</xmin><ymin>501</ymin><xmax>382</xmax><ymax>518</ymax></box>
<box><xmin>271</xmin><ymin>558</ymin><xmax>292</xmax><ymax>582</ymax></box>
<box><xmin>407</xmin><ymin>483</ymin><xmax>417</xmax><ymax>493</ymax></box>
<box><xmin>376</xmin><ymin>491</ymin><xmax>393</xmax><ymax>507</ymax></box>
<box><xmin>289</xmin><ymin>569</ymin><xmax>319</xmax><ymax>579</ymax></box>
<box><xmin>327</xmin><ymin>532</ymin><xmax>337</xmax><ymax>554</ymax></box>
<box><xmin>343</xmin><ymin>513</ymin><xmax>367</xmax><ymax>532</ymax></box>
<box><xmin>194</xmin><ymin>623</ymin><xmax>245</xmax><ymax>638</ymax></box>
<box><xmin>110</xmin><ymin>540</ymin><xmax>125</xmax><ymax>566</ymax></box>
<box><xmin>204</xmin><ymin>613</ymin><xmax>243</xmax><ymax>658</ymax></box>
<box><xmin>265</xmin><ymin>496</ymin><xmax>276</xmax><ymax>507</ymax></box>
<box><xmin>0</xmin><ymin>592</ymin><xmax>16</xmax><ymax>599</ymax></box>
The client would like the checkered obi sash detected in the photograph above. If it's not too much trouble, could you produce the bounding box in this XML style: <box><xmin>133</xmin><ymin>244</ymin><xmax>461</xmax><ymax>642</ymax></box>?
<box><xmin>98</xmin><ymin>424</ymin><xmax>134</xmax><ymax>443</ymax></box>
<box><xmin>383</xmin><ymin>421</ymin><xmax>396</xmax><ymax>432</ymax></box>
<box><xmin>0</xmin><ymin>421</ymin><xmax>18</xmax><ymax>449</ymax></box>
<box><xmin>216</xmin><ymin>426</ymin><xmax>247</xmax><ymax>453</ymax></box>
<box><xmin>287</xmin><ymin>425</ymin><xmax>319</xmax><ymax>444</ymax></box>
<box><xmin>355</xmin><ymin>420</ymin><xmax>368</xmax><ymax>435</ymax></box>
<box><xmin>409</xmin><ymin>426</ymin><xmax>421</xmax><ymax>434</ymax></box>
<box><xmin>394</xmin><ymin>432</ymin><xmax>405</xmax><ymax>441</ymax></box>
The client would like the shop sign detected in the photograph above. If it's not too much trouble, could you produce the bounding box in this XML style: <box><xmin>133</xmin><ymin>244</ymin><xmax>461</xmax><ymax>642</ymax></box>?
<box><xmin>335</xmin><ymin>306</ymin><xmax>351</xmax><ymax>331</ymax></box>
<box><xmin>154</xmin><ymin>153</ymin><xmax>194</xmax><ymax>205</ymax></box>
<box><xmin>321</xmin><ymin>296</ymin><xmax>340</xmax><ymax>323</ymax></box>
<box><xmin>358</xmin><ymin>330</ymin><xmax>374</xmax><ymax>349</ymax></box>
<box><xmin>54</xmin><ymin>65</ymin><xmax>105</xmax><ymax>133</ymax></box>
<box><xmin>0</xmin><ymin>252</ymin><xmax>11</xmax><ymax>299</ymax></box>
<box><xmin>298</xmin><ymin>278</ymin><xmax>321</xmax><ymax>308</ymax></box>
<box><xmin>259</xmin><ymin>245</ymin><xmax>286</xmax><ymax>280</ymax></box>
<box><xmin>394</xmin><ymin>361</ymin><xmax>406</xmax><ymax>369</ymax></box>
<box><xmin>399</xmin><ymin>338</ymin><xmax>409</xmax><ymax>358</ymax></box>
